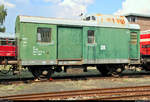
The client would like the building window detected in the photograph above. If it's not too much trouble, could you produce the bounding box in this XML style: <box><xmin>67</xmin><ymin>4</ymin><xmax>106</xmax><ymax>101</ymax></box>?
<box><xmin>37</xmin><ymin>27</ymin><xmax>51</xmax><ymax>43</ymax></box>
<box><xmin>127</xmin><ymin>16</ymin><xmax>137</xmax><ymax>22</ymax></box>
<box><xmin>88</xmin><ymin>30</ymin><xmax>95</xmax><ymax>44</ymax></box>
<box><xmin>131</xmin><ymin>17</ymin><xmax>137</xmax><ymax>22</ymax></box>
<box><xmin>130</xmin><ymin>32</ymin><xmax>137</xmax><ymax>45</ymax></box>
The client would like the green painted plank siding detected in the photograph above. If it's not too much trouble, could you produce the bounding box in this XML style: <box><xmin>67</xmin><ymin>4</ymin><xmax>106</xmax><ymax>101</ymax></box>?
<box><xmin>58</xmin><ymin>27</ymin><xmax>82</xmax><ymax>59</ymax></box>
<box><xmin>129</xmin><ymin>30</ymin><xmax>140</xmax><ymax>59</ymax></box>
<box><xmin>83</xmin><ymin>27</ymin><xmax>130</xmax><ymax>61</ymax></box>
<box><xmin>16</xmin><ymin>16</ymin><xmax>140</xmax><ymax>65</ymax></box>
<box><xmin>18</xmin><ymin>22</ymin><xmax>57</xmax><ymax>62</ymax></box>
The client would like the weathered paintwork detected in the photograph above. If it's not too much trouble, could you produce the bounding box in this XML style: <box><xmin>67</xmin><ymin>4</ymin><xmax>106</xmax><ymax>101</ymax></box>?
<box><xmin>130</xmin><ymin>30</ymin><xmax>140</xmax><ymax>59</ymax></box>
<box><xmin>58</xmin><ymin>27</ymin><xmax>82</xmax><ymax>60</ymax></box>
<box><xmin>16</xmin><ymin>17</ymin><xmax>57</xmax><ymax>65</ymax></box>
<box><xmin>19</xmin><ymin>15</ymin><xmax>140</xmax><ymax>29</ymax></box>
<box><xmin>15</xmin><ymin>15</ymin><xmax>140</xmax><ymax>66</ymax></box>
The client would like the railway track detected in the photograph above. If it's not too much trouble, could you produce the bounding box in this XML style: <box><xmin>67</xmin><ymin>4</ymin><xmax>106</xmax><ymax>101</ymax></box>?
<box><xmin>1</xmin><ymin>85</ymin><xmax>150</xmax><ymax>100</ymax></box>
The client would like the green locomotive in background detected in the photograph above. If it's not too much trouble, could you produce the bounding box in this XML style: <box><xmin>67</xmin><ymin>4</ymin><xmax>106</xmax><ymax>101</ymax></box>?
<box><xmin>14</xmin><ymin>14</ymin><xmax>140</xmax><ymax>79</ymax></box>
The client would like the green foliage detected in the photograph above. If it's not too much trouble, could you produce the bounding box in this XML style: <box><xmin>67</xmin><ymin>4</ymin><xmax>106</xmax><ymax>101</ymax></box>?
<box><xmin>0</xmin><ymin>27</ymin><xmax>5</xmax><ymax>32</ymax></box>
<box><xmin>0</xmin><ymin>4</ymin><xmax>7</xmax><ymax>32</ymax></box>
<box><xmin>0</xmin><ymin>5</ymin><xmax>7</xmax><ymax>25</ymax></box>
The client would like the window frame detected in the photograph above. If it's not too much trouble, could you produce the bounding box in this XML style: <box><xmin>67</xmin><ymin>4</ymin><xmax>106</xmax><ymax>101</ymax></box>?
<box><xmin>127</xmin><ymin>16</ymin><xmax>137</xmax><ymax>23</ymax></box>
<box><xmin>92</xmin><ymin>16</ymin><xmax>96</xmax><ymax>21</ymax></box>
<box><xmin>37</xmin><ymin>27</ymin><xmax>52</xmax><ymax>43</ymax></box>
<box><xmin>87</xmin><ymin>30</ymin><xmax>95</xmax><ymax>44</ymax></box>
<box><xmin>0</xmin><ymin>38</ymin><xmax>16</xmax><ymax>46</ymax></box>
<box><xmin>86</xmin><ymin>17</ymin><xmax>90</xmax><ymax>21</ymax></box>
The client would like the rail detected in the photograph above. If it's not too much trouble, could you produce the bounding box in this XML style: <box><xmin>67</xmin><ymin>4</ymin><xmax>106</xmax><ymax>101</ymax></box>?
<box><xmin>1</xmin><ymin>85</ymin><xmax>150</xmax><ymax>100</ymax></box>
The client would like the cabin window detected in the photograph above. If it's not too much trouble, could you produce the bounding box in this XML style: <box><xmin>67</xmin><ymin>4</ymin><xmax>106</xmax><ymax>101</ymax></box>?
<box><xmin>37</xmin><ymin>27</ymin><xmax>51</xmax><ymax>43</ymax></box>
<box><xmin>142</xmin><ymin>44</ymin><xmax>150</xmax><ymax>48</ymax></box>
<box><xmin>0</xmin><ymin>38</ymin><xmax>15</xmax><ymax>46</ymax></box>
<box><xmin>86</xmin><ymin>17</ymin><xmax>90</xmax><ymax>21</ymax></box>
<box><xmin>130</xmin><ymin>32</ymin><xmax>137</xmax><ymax>45</ymax></box>
<box><xmin>88</xmin><ymin>30</ymin><xmax>95</xmax><ymax>44</ymax></box>
<box><xmin>92</xmin><ymin>16</ymin><xmax>96</xmax><ymax>20</ymax></box>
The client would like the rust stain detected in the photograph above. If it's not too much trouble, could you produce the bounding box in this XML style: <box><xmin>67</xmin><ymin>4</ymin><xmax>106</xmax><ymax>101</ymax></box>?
<box><xmin>101</xmin><ymin>18</ymin><xmax>103</xmax><ymax>23</ymax></box>
<box><xmin>97</xmin><ymin>16</ymin><xmax>100</xmax><ymax>24</ymax></box>
<box><xmin>94</xmin><ymin>14</ymin><xmax>127</xmax><ymax>25</ymax></box>
<box><xmin>120</xmin><ymin>19</ymin><xmax>125</xmax><ymax>24</ymax></box>
<box><xmin>112</xmin><ymin>18</ymin><xmax>115</xmax><ymax>23</ymax></box>
<box><xmin>116</xmin><ymin>19</ymin><xmax>120</xmax><ymax>24</ymax></box>
<box><xmin>106</xmin><ymin>18</ymin><xmax>111</xmax><ymax>22</ymax></box>
<box><xmin>120</xmin><ymin>16</ymin><xmax>124</xmax><ymax>18</ymax></box>
<box><xmin>96</xmin><ymin>14</ymin><xmax>102</xmax><ymax>16</ymax></box>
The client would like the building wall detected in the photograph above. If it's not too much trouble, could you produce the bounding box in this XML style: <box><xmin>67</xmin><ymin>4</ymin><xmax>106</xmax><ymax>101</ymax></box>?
<box><xmin>127</xmin><ymin>16</ymin><xmax>150</xmax><ymax>31</ymax></box>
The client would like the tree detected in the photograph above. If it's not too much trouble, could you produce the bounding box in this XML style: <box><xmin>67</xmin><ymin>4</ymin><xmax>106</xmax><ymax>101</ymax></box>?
<box><xmin>0</xmin><ymin>5</ymin><xmax>7</xmax><ymax>32</ymax></box>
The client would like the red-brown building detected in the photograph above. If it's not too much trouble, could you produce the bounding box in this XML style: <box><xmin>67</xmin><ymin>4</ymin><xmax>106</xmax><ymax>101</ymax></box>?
<box><xmin>124</xmin><ymin>13</ymin><xmax>150</xmax><ymax>31</ymax></box>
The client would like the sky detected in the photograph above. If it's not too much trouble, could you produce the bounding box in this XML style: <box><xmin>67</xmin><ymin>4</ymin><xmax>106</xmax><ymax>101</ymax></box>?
<box><xmin>0</xmin><ymin>0</ymin><xmax>150</xmax><ymax>33</ymax></box>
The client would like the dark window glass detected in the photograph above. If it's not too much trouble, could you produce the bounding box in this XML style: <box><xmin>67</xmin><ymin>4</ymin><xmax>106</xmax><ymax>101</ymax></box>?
<box><xmin>126</xmin><ymin>17</ymin><xmax>130</xmax><ymax>22</ymax></box>
<box><xmin>142</xmin><ymin>44</ymin><xmax>150</xmax><ymax>48</ymax></box>
<box><xmin>131</xmin><ymin>17</ymin><xmax>137</xmax><ymax>22</ymax></box>
<box><xmin>86</xmin><ymin>17</ymin><xmax>90</xmax><ymax>21</ymax></box>
<box><xmin>92</xmin><ymin>16</ymin><xmax>96</xmax><ymax>20</ymax></box>
<box><xmin>88</xmin><ymin>30</ymin><xmax>95</xmax><ymax>44</ymax></box>
<box><xmin>0</xmin><ymin>38</ymin><xmax>15</xmax><ymax>46</ymax></box>
<box><xmin>37</xmin><ymin>27</ymin><xmax>51</xmax><ymax>43</ymax></box>
<box><xmin>127</xmin><ymin>16</ymin><xmax>137</xmax><ymax>22</ymax></box>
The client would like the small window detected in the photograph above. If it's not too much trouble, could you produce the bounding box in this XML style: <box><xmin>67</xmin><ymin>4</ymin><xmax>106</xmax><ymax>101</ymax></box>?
<box><xmin>88</xmin><ymin>30</ymin><xmax>95</xmax><ymax>44</ymax></box>
<box><xmin>131</xmin><ymin>17</ymin><xmax>137</xmax><ymax>22</ymax></box>
<box><xmin>37</xmin><ymin>27</ymin><xmax>51</xmax><ymax>43</ymax></box>
<box><xmin>0</xmin><ymin>38</ymin><xmax>15</xmax><ymax>46</ymax></box>
<box><xmin>86</xmin><ymin>17</ymin><xmax>90</xmax><ymax>21</ymax></box>
<box><xmin>92</xmin><ymin>16</ymin><xmax>96</xmax><ymax>20</ymax></box>
<box><xmin>127</xmin><ymin>16</ymin><xmax>137</xmax><ymax>22</ymax></box>
<box><xmin>131</xmin><ymin>32</ymin><xmax>137</xmax><ymax>45</ymax></box>
<box><xmin>142</xmin><ymin>44</ymin><xmax>150</xmax><ymax>48</ymax></box>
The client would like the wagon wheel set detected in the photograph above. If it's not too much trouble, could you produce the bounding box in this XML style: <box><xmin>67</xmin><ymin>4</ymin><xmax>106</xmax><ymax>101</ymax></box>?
<box><xmin>97</xmin><ymin>65</ymin><xmax>124</xmax><ymax>77</ymax></box>
<box><xmin>28</xmin><ymin>67</ymin><xmax>54</xmax><ymax>80</ymax></box>
<box><xmin>27</xmin><ymin>65</ymin><xmax>125</xmax><ymax>80</ymax></box>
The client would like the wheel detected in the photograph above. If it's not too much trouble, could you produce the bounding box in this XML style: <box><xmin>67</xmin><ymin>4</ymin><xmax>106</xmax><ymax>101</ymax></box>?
<box><xmin>28</xmin><ymin>67</ymin><xmax>54</xmax><ymax>80</ymax></box>
<box><xmin>45</xmin><ymin>68</ymin><xmax>54</xmax><ymax>80</ymax></box>
<box><xmin>97</xmin><ymin>65</ymin><xmax>109</xmax><ymax>76</ymax></box>
<box><xmin>28</xmin><ymin>67</ymin><xmax>41</xmax><ymax>79</ymax></box>
<box><xmin>143</xmin><ymin>64</ymin><xmax>150</xmax><ymax>71</ymax></box>
<box><xmin>97</xmin><ymin>65</ymin><xmax>124</xmax><ymax>77</ymax></box>
<box><xmin>110</xmin><ymin>65</ymin><xmax>124</xmax><ymax>77</ymax></box>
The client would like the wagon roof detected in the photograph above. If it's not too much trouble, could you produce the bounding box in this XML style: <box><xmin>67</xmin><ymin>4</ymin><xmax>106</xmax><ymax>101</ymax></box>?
<box><xmin>0</xmin><ymin>32</ymin><xmax>15</xmax><ymax>39</ymax></box>
<box><xmin>18</xmin><ymin>15</ymin><xmax>140</xmax><ymax>29</ymax></box>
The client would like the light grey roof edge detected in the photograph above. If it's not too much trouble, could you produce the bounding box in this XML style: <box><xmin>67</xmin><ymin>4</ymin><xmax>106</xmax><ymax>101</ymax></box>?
<box><xmin>123</xmin><ymin>13</ymin><xmax>150</xmax><ymax>18</ymax></box>
<box><xmin>18</xmin><ymin>15</ymin><xmax>140</xmax><ymax>30</ymax></box>
<box><xmin>129</xmin><ymin>24</ymin><xmax>140</xmax><ymax>30</ymax></box>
